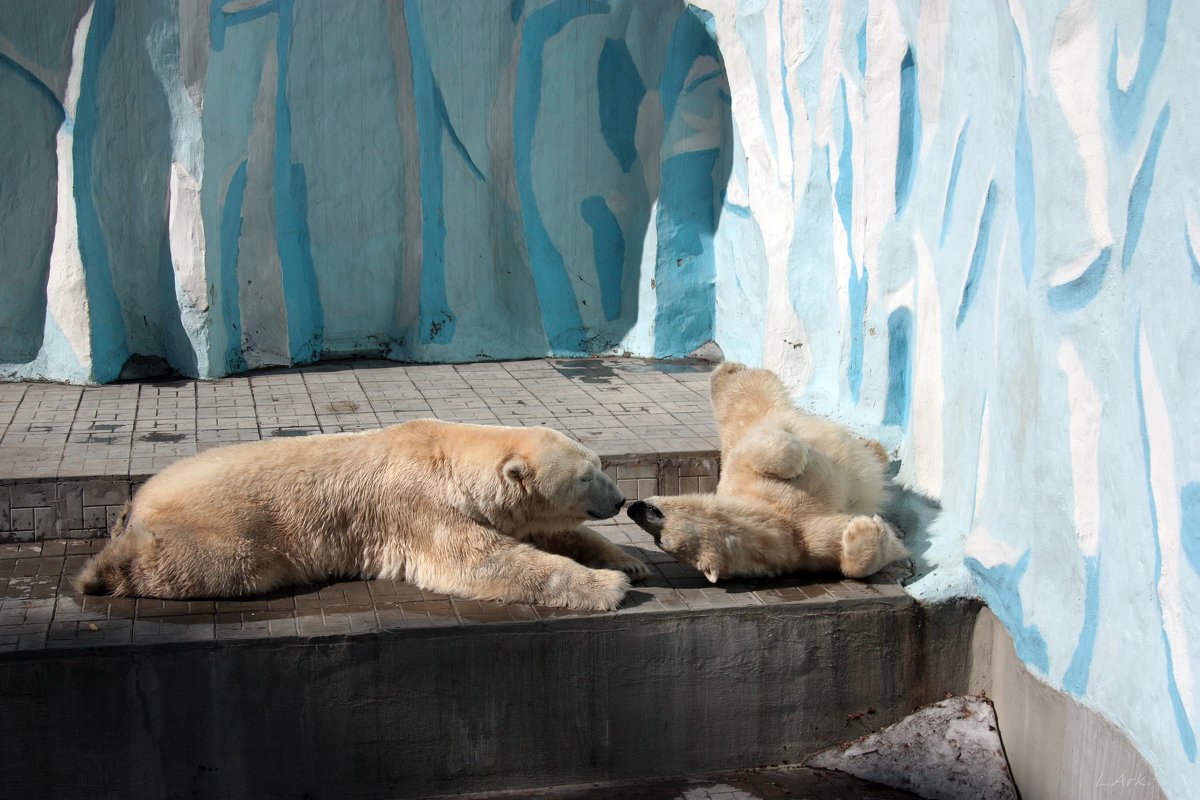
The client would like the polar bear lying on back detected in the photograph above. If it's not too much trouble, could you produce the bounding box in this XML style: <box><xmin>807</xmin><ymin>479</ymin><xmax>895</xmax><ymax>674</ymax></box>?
<box><xmin>628</xmin><ymin>362</ymin><xmax>907</xmax><ymax>582</ymax></box>
<box><xmin>75</xmin><ymin>420</ymin><xmax>648</xmax><ymax>610</ymax></box>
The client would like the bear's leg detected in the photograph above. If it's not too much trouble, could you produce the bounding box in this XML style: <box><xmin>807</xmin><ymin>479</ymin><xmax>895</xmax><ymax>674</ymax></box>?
<box><xmin>524</xmin><ymin>527</ymin><xmax>650</xmax><ymax>580</ymax></box>
<box><xmin>726</xmin><ymin>422</ymin><xmax>811</xmax><ymax>480</ymax></box>
<box><xmin>836</xmin><ymin>515</ymin><xmax>909</xmax><ymax>578</ymax></box>
<box><xmin>74</xmin><ymin>522</ymin><xmax>297</xmax><ymax>599</ymax></box>
<box><xmin>405</xmin><ymin>526</ymin><xmax>630</xmax><ymax>610</ymax></box>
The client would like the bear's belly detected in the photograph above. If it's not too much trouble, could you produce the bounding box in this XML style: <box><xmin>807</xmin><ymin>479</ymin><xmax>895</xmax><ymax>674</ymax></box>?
<box><xmin>352</xmin><ymin>540</ymin><xmax>407</xmax><ymax>581</ymax></box>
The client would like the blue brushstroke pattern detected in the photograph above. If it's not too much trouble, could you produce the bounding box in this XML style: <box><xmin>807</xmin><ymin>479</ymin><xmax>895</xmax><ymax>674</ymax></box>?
<box><xmin>74</xmin><ymin>0</ymin><xmax>129</xmax><ymax>382</ymax></box>
<box><xmin>219</xmin><ymin>161</ymin><xmax>249</xmax><ymax>373</ymax></box>
<box><xmin>274</xmin><ymin>0</ymin><xmax>324</xmax><ymax>362</ymax></box>
<box><xmin>1134</xmin><ymin>325</ymin><xmax>1198</xmax><ymax>760</ymax></box>
<box><xmin>1186</xmin><ymin>226</ymin><xmax>1200</xmax><ymax>286</ymax></box>
<box><xmin>597</xmin><ymin>38</ymin><xmax>644</xmax><ymax>173</ymax></box>
<box><xmin>940</xmin><ymin>120</ymin><xmax>969</xmax><ymax>245</ymax></box>
<box><xmin>733</xmin><ymin>7</ymin><xmax>777</xmax><ymax>163</ymax></box>
<box><xmin>955</xmin><ymin>181</ymin><xmax>998</xmax><ymax>328</ymax></box>
<box><xmin>835</xmin><ymin>78</ymin><xmax>854</xmax><ymax>263</ymax></box>
<box><xmin>1012</xmin><ymin>20</ymin><xmax>1035</xmax><ymax>286</ymax></box>
<box><xmin>1014</xmin><ymin>96</ymin><xmax>1036</xmax><ymax>286</ymax></box>
<box><xmin>847</xmin><ymin>265</ymin><xmax>867</xmax><ymax>403</ymax></box>
<box><xmin>209</xmin><ymin>0</ymin><xmax>277</xmax><ymax>52</ymax></box>
<box><xmin>406</xmin><ymin>0</ymin><xmax>457</xmax><ymax>344</ymax></box>
<box><xmin>580</xmin><ymin>195</ymin><xmax>624</xmax><ymax>321</ymax></box>
<box><xmin>685</xmin><ymin>68</ymin><xmax>721</xmax><ymax>93</ymax></box>
<box><xmin>894</xmin><ymin>47</ymin><xmax>920</xmax><ymax>215</ymax></box>
<box><xmin>432</xmin><ymin>81</ymin><xmax>486</xmax><ymax>183</ymax></box>
<box><xmin>836</xmin><ymin>78</ymin><xmax>866</xmax><ymax>402</ymax></box>
<box><xmin>883</xmin><ymin>307</ymin><xmax>912</xmax><ymax>429</ymax></box>
<box><xmin>1181</xmin><ymin>482</ymin><xmax>1200</xmax><ymax>576</ymax></box>
<box><xmin>1108</xmin><ymin>0</ymin><xmax>1171</xmax><ymax>149</ymax></box>
<box><xmin>779</xmin><ymin>0</ymin><xmax>795</xmax><ymax>196</ymax></box>
<box><xmin>654</xmin><ymin>149</ymin><xmax>719</xmax><ymax>357</ymax></box>
<box><xmin>0</xmin><ymin>52</ymin><xmax>66</xmax><ymax>122</ymax></box>
<box><xmin>856</xmin><ymin>17</ymin><xmax>867</xmax><ymax>76</ymax></box>
<box><xmin>510</xmin><ymin>0</ymin><xmax>525</xmax><ymax>24</ymax></box>
<box><xmin>1123</xmin><ymin>104</ymin><xmax>1171</xmax><ymax>271</ymax></box>
<box><xmin>660</xmin><ymin>6</ymin><xmax>721</xmax><ymax>128</ymax></box>
<box><xmin>514</xmin><ymin>0</ymin><xmax>609</xmax><ymax>352</ymax></box>
<box><xmin>0</xmin><ymin>48</ymin><xmax>62</xmax><ymax>361</ymax></box>
<box><xmin>966</xmin><ymin>550</ymin><xmax>1050</xmax><ymax>674</ymax></box>
<box><xmin>1063</xmin><ymin>555</ymin><xmax>1101</xmax><ymax>695</ymax></box>
<box><xmin>1048</xmin><ymin>247</ymin><xmax>1112</xmax><ymax>311</ymax></box>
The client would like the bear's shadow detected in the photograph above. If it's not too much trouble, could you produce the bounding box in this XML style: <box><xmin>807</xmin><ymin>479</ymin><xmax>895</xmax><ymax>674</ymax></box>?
<box><xmin>881</xmin><ymin>460</ymin><xmax>945</xmax><ymax>587</ymax></box>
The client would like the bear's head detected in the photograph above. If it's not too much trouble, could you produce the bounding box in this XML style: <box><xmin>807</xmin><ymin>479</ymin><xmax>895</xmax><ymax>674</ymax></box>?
<box><xmin>628</xmin><ymin>494</ymin><xmax>788</xmax><ymax>583</ymax></box>
<box><xmin>498</xmin><ymin>427</ymin><xmax>625</xmax><ymax>532</ymax></box>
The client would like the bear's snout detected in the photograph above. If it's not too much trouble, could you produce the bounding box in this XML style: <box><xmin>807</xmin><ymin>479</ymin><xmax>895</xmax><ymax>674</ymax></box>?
<box><xmin>590</xmin><ymin>495</ymin><xmax>625</xmax><ymax>519</ymax></box>
<box><xmin>627</xmin><ymin>500</ymin><xmax>665</xmax><ymax>542</ymax></box>
<box><xmin>586</xmin><ymin>489</ymin><xmax>626</xmax><ymax>520</ymax></box>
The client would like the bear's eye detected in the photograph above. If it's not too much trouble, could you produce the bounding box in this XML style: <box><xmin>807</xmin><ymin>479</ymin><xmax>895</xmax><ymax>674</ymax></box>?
<box><xmin>579</xmin><ymin>474</ymin><xmax>593</xmax><ymax>483</ymax></box>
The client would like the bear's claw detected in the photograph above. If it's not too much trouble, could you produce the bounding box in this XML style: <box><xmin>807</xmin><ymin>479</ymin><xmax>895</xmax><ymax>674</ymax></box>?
<box><xmin>598</xmin><ymin>551</ymin><xmax>651</xmax><ymax>582</ymax></box>
<box><xmin>617</xmin><ymin>558</ymin><xmax>652</xmax><ymax>581</ymax></box>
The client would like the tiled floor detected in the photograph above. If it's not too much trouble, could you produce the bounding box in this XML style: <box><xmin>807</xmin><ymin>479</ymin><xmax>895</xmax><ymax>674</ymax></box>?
<box><xmin>0</xmin><ymin>356</ymin><xmax>909</xmax><ymax>658</ymax></box>
<box><xmin>0</xmin><ymin>520</ymin><xmax>908</xmax><ymax>655</ymax></box>
<box><xmin>0</xmin><ymin>358</ymin><xmax>720</xmax><ymax>480</ymax></box>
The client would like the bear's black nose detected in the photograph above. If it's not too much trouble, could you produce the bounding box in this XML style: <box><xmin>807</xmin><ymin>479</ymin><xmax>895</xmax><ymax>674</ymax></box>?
<box><xmin>627</xmin><ymin>500</ymin><xmax>664</xmax><ymax>543</ymax></box>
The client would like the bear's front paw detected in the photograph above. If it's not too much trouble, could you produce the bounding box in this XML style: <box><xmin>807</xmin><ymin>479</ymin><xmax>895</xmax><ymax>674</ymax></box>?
<box><xmin>542</xmin><ymin>566</ymin><xmax>630</xmax><ymax>611</ymax></box>
<box><xmin>598</xmin><ymin>550</ymin><xmax>652</xmax><ymax>581</ymax></box>
<box><xmin>573</xmin><ymin>568</ymin><xmax>631</xmax><ymax>611</ymax></box>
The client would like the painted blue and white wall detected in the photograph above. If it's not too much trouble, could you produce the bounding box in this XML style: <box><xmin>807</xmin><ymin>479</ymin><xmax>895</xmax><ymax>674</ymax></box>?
<box><xmin>0</xmin><ymin>0</ymin><xmax>731</xmax><ymax>382</ymax></box>
<box><xmin>696</xmin><ymin>1</ymin><xmax>1198</xmax><ymax>796</ymax></box>
<box><xmin>2</xmin><ymin>0</ymin><xmax>1198</xmax><ymax>794</ymax></box>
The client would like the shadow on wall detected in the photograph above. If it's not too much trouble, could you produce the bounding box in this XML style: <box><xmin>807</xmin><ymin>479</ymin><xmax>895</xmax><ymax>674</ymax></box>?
<box><xmin>882</xmin><ymin>460</ymin><xmax>945</xmax><ymax>589</ymax></box>
<box><xmin>0</xmin><ymin>0</ymin><xmax>733</xmax><ymax>382</ymax></box>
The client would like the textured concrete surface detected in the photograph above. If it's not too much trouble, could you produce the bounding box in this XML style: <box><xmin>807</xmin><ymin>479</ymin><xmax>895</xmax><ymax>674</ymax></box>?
<box><xmin>970</xmin><ymin>608</ymin><xmax>1168</xmax><ymax>800</ymax></box>
<box><xmin>436</xmin><ymin>765</ymin><xmax>921</xmax><ymax>799</ymax></box>
<box><xmin>0</xmin><ymin>357</ymin><xmax>718</xmax><ymax>480</ymax></box>
<box><xmin>0</xmin><ymin>523</ymin><xmax>910</xmax><ymax>654</ymax></box>
<box><xmin>0</xmin><ymin>598</ymin><xmax>979</xmax><ymax>800</ymax></box>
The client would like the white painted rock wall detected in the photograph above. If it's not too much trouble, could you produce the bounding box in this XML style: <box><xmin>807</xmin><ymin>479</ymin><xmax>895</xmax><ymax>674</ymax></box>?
<box><xmin>0</xmin><ymin>0</ymin><xmax>734</xmax><ymax>381</ymax></box>
<box><xmin>699</xmin><ymin>1</ymin><xmax>1199</xmax><ymax>796</ymax></box>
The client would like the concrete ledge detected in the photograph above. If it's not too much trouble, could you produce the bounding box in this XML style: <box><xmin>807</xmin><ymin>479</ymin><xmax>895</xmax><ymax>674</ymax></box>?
<box><xmin>0</xmin><ymin>594</ymin><xmax>979</xmax><ymax>799</ymax></box>
<box><xmin>0</xmin><ymin>526</ymin><xmax>906</xmax><ymax>652</ymax></box>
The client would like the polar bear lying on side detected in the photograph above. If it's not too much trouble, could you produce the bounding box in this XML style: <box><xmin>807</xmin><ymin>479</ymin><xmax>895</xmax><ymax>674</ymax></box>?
<box><xmin>74</xmin><ymin>420</ymin><xmax>649</xmax><ymax>610</ymax></box>
<box><xmin>628</xmin><ymin>362</ymin><xmax>907</xmax><ymax>582</ymax></box>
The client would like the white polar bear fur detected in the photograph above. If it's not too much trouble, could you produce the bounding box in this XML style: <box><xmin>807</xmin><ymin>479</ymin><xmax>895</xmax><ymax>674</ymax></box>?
<box><xmin>74</xmin><ymin>420</ymin><xmax>649</xmax><ymax>610</ymax></box>
<box><xmin>628</xmin><ymin>362</ymin><xmax>908</xmax><ymax>582</ymax></box>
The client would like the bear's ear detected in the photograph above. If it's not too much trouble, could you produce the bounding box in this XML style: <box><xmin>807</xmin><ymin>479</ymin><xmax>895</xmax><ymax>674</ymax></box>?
<box><xmin>502</xmin><ymin>457</ymin><xmax>530</xmax><ymax>484</ymax></box>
